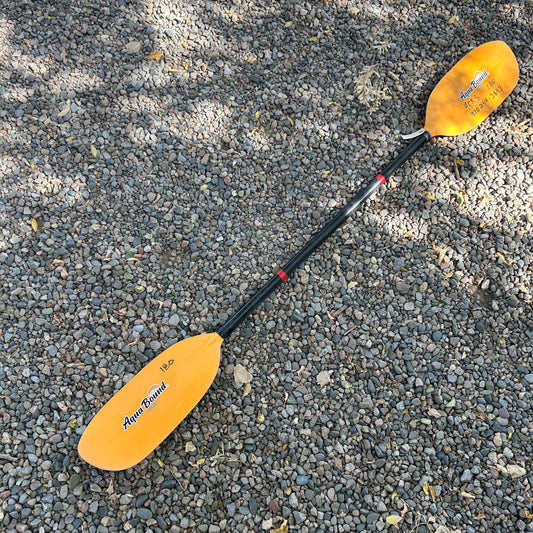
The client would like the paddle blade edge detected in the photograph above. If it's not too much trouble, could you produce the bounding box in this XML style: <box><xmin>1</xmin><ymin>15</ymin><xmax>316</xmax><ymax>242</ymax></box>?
<box><xmin>425</xmin><ymin>41</ymin><xmax>519</xmax><ymax>137</ymax></box>
<box><xmin>78</xmin><ymin>332</ymin><xmax>223</xmax><ymax>470</ymax></box>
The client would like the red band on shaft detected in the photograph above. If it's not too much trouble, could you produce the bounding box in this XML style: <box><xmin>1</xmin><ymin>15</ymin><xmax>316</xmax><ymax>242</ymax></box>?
<box><xmin>375</xmin><ymin>174</ymin><xmax>386</xmax><ymax>185</ymax></box>
<box><xmin>277</xmin><ymin>269</ymin><xmax>288</xmax><ymax>282</ymax></box>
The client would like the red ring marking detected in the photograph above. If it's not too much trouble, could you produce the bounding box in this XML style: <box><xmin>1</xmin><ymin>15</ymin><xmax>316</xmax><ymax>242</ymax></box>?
<box><xmin>375</xmin><ymin>174</ymin><xmax>386</xmax><ymax>185</ymax></box>
<box><xmin>276</xmin><ymin>269</ymin><xmax>288</xmax><ymax>282</ymax></box>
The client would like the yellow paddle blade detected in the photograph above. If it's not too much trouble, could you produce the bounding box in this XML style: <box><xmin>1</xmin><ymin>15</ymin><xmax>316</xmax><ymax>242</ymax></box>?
<box><xmin>425</xmin><ymin>41</ymin><xmax>519</xmax><ymax>137</ymax></box>
<box><xmin>78</xmin><ymin>332</ymin><xmax>223</xmax><ymax>470</ymax></box>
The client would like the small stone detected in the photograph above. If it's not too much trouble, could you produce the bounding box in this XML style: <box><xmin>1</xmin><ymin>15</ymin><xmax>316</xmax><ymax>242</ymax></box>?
<box><xmin>126</xmin><ymin>41</ymin><xmax>142</xmax><ymax>54</ymax></box>
<box><xmin>396</xmin><ymin>281</ymin><xmax>410</xmax><ymax>292</ymax></box>
<box><xmin>68</xmin><ymin>474</ymin><xmax>82</xmax><ymax>490</ymax></box>
<box><xmin>376</xmin><ymin>501</ymin><xmax>387</xmax><ymax>512</ymax></box>
<box><xmin>393</xmin><ymin>258</ymin><xmax>405</xmax><ymax>271</ymax></box>
<box><xmin>249</xmin><ymin>497</ymin><xmax>258</xmax><ymax>515</ymax></box>
<box><xmin>234</xmin><ymin>364</ymin><xmax>252</xmax><ymax>383</ymax></box>
<box><xmin>269</xmin><ymin>500</ymin><xmax>280</xmax><ymax>513</ymax></box>
<box><xmin>48</xmin><ymin>434</ymin><xmax>62</xmax><ymax>444</ymax></box>
<box><xmin>137</xmin><ymin>508</ymin><xmax>153</xmax><ymax>520</ymax></box>
<box><xmin>288</xmin><ymin>493</ymin><xmax>298</xmax><ymax>507</ymax></box>
<box><xmin>360</xmin><ymin>396</ymin><xmax>373</xmax><ymax>409</ymax></box>
<box><xmin>461</xmin><ymin>469</ymin><xmax>473</xmax><ymax>482</ymax></box>
<box><xmin>294</xmin><ymin>512</ymin><xmax>307</xmax><ymax>525</ymax></box>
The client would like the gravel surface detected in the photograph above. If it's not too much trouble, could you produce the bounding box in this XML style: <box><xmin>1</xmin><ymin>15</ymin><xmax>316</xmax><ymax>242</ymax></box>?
<box><xmin>1</xmin><ymin>1</ymin><xmax>532</xmax><ymax>532</ymax></box>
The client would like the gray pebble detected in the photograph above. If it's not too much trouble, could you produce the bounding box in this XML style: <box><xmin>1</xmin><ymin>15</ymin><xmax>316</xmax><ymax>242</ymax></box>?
<box><xmin>137</xmin><ymin>508</ymin><xmax>153</xmax><ymax>520</ymax></box>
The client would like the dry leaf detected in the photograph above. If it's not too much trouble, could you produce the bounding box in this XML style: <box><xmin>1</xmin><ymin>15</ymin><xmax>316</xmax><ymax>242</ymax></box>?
<box><xmin>432</xmin><ymin>242</ymin><xmax>449</xmax><ymax>267</ymax></box>
<box><xmin>460</xmin><ymin>490</ymin><xmax>476</xmax><ymax>499</ymax></box>
<box><xmin>57</xmin><ymin>100</ymin><xmax>71</xmax><ymax>118</ymax></box>
<box><xmin>196</xmin><ymin>458</ymin><xmax>205</xmax><ymax>465</ymax></box>
<box><xmin>316</xmin><ymin>370</ymin><xmax>331</xmax><ymax>387</ymax></box>
<box><xmin>372</xmin><ymin>40</ymin><xmax>390</xmax><ymax>54</ymax></box>
<box><xmin>284</xmin><ymin>21</ymin><xmax>293</xmax><ymax>28</ymax></box>
<box><xmin>157</xmin><ymin>458</ymin><xmax>164</xmax><ymax>467</ymax></box>
<box><xmin>507</xmin><ymin>464</ymin><xmax>526</xmax><ymax>478</ymax></box>
<box><xmin>385</xmin><ymin>515</ymin><xmax>402</xmax><ymax>525</ymax></box>
<box><xmin>126</xmin><ymin>41</ymin><xmax>142</xmax><ymax>54</ymax></box>
<box><xmin>147</xmin><ymin>51</ymin><xmax>163</xmax><ymax>61</ymax></box>
<box><xmin>242</xmin><ymin>383</ymin><xmax>252</xmax><ymax>398</ymax></box>
<box><xmin>425</xmin><ymin>192</ymin><xmax>436</xmax><ymax>201</ymax></box>
<box><xmin>525</xmin><ymin>509</ymin><xmax>533</xmax><ymax>519</ymax></box>
<box><xmin>271</xmin><ymin>519</ymin><xmax>288</xmax><ymax>533</ymax></box>
<box><xmin>258</xmin><ymin>412</ymin><xmax>265</xmax><ymax>423</ymax></box>
<box><xmin>354</xmin><ymin>64</ymin><xmax>391</xmax><ymax>111</ymax></box>
<box><xmin>90</xmin><ymin>145</ymin><xmax>98</xmax><ymax>157</ymax></box>
<box><xmin>31</xmin><ymin>218</ymin><xmax>38</xmax><ymax>232</ymax></box>
<box><xmin>234</xmin><ymin>364</ymin><xmax>252</xmax><ymax>383</ymax></box>
<box><xmin>185</xmin><ymin>441</ymin><xmax>196</xmax><ymax>453</ymax></box>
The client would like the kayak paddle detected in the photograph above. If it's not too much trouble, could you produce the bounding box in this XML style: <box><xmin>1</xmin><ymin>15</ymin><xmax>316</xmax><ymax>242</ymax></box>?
<box><xmin>78</xmin><ymin>40</ymin><xmax>519</xmax><ymax>470</ymax></box>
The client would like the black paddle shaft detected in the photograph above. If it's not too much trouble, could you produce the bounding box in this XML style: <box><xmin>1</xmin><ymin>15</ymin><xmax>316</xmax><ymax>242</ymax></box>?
<box><xmin>217</xmin><ymin>131</ymin><xmax>430</xmax><ymax>339</ymax></box>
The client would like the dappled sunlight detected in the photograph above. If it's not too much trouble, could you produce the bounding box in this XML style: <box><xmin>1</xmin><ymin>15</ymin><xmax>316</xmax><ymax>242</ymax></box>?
<box><xmin>244</xmin><ymin>126</ymin><xmax>271</xmax><ymax>152</ymax></box>
<box><xmin>181</xmin><ymin>99</ymin><xmax>232</xmax><ymax>143</ymax></box>
<box><xmin>368</xmin><ymin>209</ymin><xmax>431</xmax><ymax>243</ymax></box>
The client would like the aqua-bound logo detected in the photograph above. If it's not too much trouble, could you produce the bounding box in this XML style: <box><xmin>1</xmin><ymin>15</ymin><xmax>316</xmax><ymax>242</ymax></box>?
<box><xmin>460</xmin><ymin>69</ymin><xmax>490</xmax><ymax>102</ymax></box>
<box><xmin>122</xmin><ymin>380</ymin><xmax>169</xmax><ymax>430</ymax></box>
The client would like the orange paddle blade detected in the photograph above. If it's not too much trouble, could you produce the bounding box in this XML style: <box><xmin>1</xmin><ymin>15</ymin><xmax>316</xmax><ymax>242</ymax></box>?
<box><xmin>425</xmin><ymin>41</ymin><xmax>519</xmax><ymax>137</ymax></box>
<box><xmin>78</xmin><ymin>332</ymin><xmax>223</xmax><ymax>470</ymax></box>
